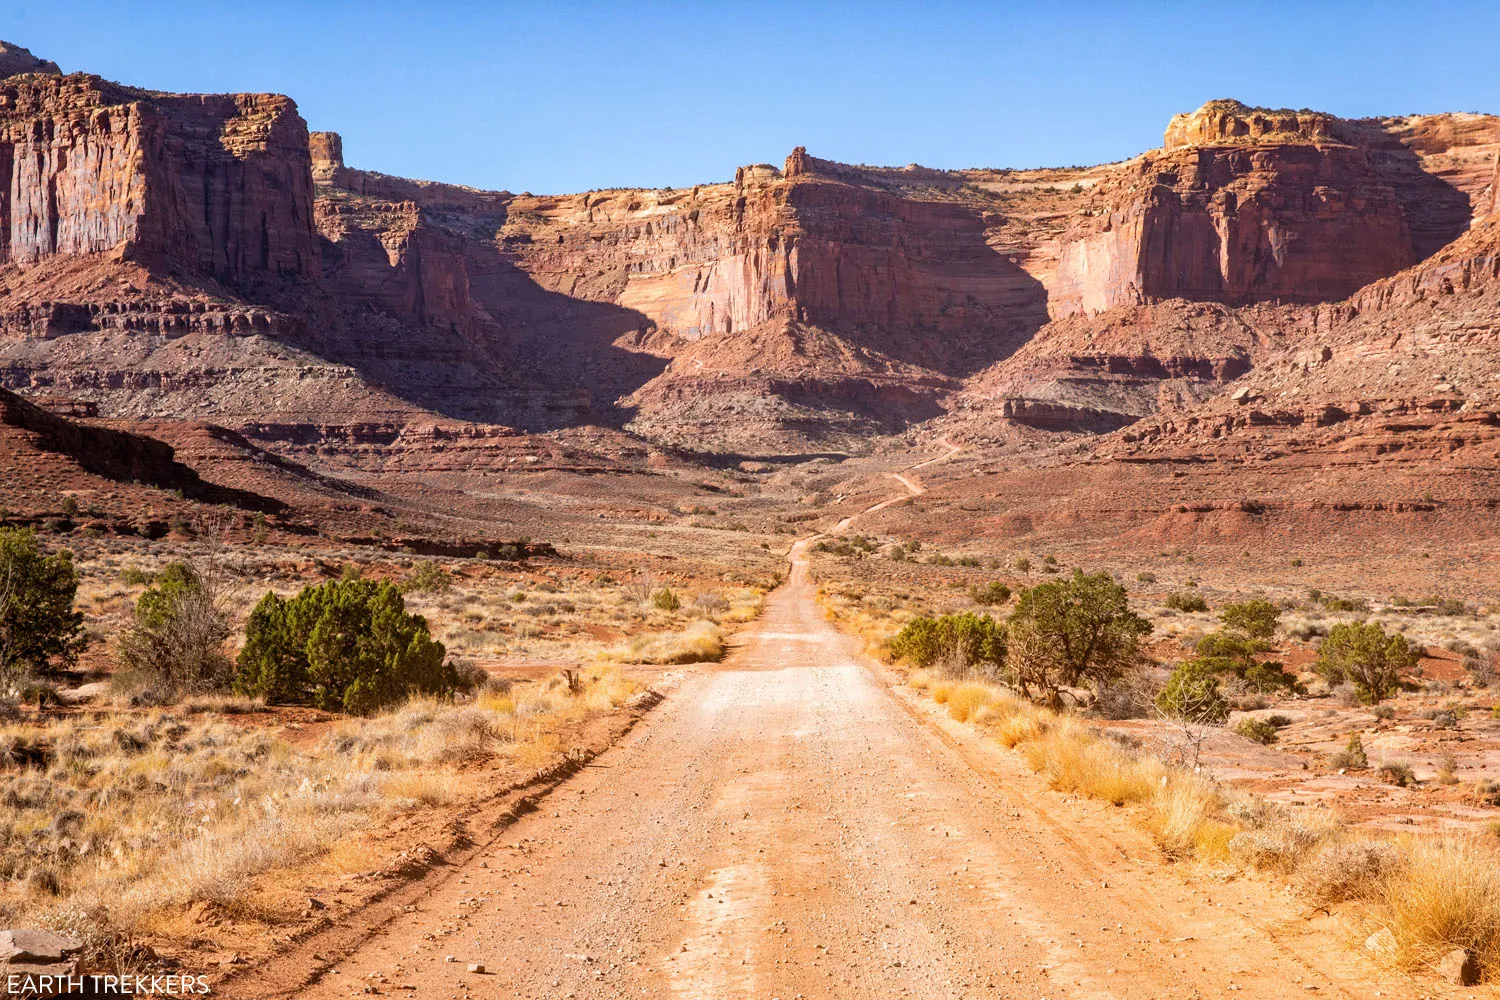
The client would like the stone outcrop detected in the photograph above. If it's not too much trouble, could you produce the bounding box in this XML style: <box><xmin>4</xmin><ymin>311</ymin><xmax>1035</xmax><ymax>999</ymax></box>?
<box><xmin>2</xmin><ymin>56</ymin><xmax>1499</xmax><ymax>456</ymax></box>
<box><xmin>0</xmin><ymin>928</ymin><xmax>82</xmax><ymax>981</ymax></box>
<box><xmin>1052</xmin><ymin>102</ymin><xmax>1415</xmax><ymax>317</ymax></box>
<box><xmin>0</xmin><ymin>41</ymin><xmax>60</xmax><ymax>78</ymax></box>
<box><xmin>1162</xmin><ymin>99</ymin><xmax>1338</xmax><ymax>149</ymax></box>
<box><xmin>0</xmin><ymin>72</ymin><xmax>318</xmax><ymax>283</ymax></box>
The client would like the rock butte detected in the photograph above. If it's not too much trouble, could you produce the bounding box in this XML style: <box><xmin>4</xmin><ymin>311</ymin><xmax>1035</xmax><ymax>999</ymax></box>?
<box><xmin>0</xmin><ymin>45</ymin><xmax>1498</xmax><ymax>486</ymax></box>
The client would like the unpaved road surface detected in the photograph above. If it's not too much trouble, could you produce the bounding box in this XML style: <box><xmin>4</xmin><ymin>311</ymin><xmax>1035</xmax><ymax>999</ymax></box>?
<box><xmin>231</xmin><ymin>459</ymin><xmax>1430</xmax><ymax>1000</ymax></box>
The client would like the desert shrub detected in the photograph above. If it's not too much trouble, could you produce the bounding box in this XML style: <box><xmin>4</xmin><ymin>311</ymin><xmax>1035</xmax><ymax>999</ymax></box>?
<box><xmin>1377</xmin><ymin>761</ymin><xmax>1416</xmax><ymax>787</ymax></box>
<box><xmin>1135</xmin><ymin>571</ymin><xmax>1156</xmax><ymax>584</ymax></box>
<box><xmin>1005</xmin><ymin>570</ymin><xmax>1151</xmax><ymax>708</ymax></box>
<box><xmin>890</xmin><ymin>613</ymin><xmax>1005</xmax><ymax>678</ymax></box>
<box><xmin>0</xmin><ymin>527</ymin><xmax>87</xmax><ymax>684</ymax></box>
<box><xmin>1164</xmin><ymin>591</ymin><xmax>1208</xmax><ymax>613</ymax></box>
<box><xmin>1465</xmin><ymin>654</ymin><xmax>1495</xmax><ymax>687</ymax></box>
<box><xmin>1234</xmin><ymin>717</ymin><xmax>1279</xmax><ymax>744</ymax></box>
<box><xmin>1229</xmin><ymin>821</ymin><xmax>1322</xmax><ymax>873</ymax></box>
<box><xmin>652</xmin><ymin>587</ymin><xmax>682</xmax><ymax>611</ymax></box>
<box><xmin>816</xmin><ymin>535</ymin><xmax>876</xmax><ymax>558</ymax></box>
<box><xmin>235</xmin><ymin>579</ymin><xmax>453</xmax><ymax>715</ymax></box>
<box><xmin>119</xmin><ymin>566</ymin><xmax>151</xmax><ymax>586</ymax></box>
<box><xmin>968</xmin><ymin>581</ymin><xmax>1011</xmax><ymax>606</ymax></box>
<box><xmin>450</xmin><ymin>658</ymin><xmax>492</xmax><ymax>693</ymax></box>
<box><xmin>404</xmin><ymin>561</ymin><xmax>453</xmax><ymax>594</ymax></box>
<box><xmin>1316</xmin><ymin>621</ymin><xmax>1421</xmax><ymax>704</ymax></box>
<box><xmin>1092</xmin><ymin>666</ymin><xmax>1165</xmax><ymax>720</ymax></box>
<box><xmin>116</xmin><ymin>560</ymin><xmax>233</xmax><ymax>696</ymax></box>
<box><xmin>1286</xmin><ymin>619</ymin><xmax>1326</xmax><ymax>642</ymax></box>
<box><xmin>1318</xmin><ymin>593</ymin><xmax>1370</xmax><ymax>613</ymax></box>
<box><xmin>692</xmin><ymin>591</ymin><xmax>729</xmax><ymax>615</ymax></box>
<box><xmin>1298</xmin><ymin>839</ymin><xmax>1405</xmax><ymax>906</ymax></box>
<box><xmin>1156</xmin><ymin>659</ymin><xmax>1230</xmax><ymax>724</ymax></box>
<box><xmin>1330</xmin><ymin>732</ymin><xmax>1369</xmax><ymax>770</ymax></box>
<box><xmin>1244</xmin><ymin>661</ymin><xmax>1299</xmax><ymax>694</ymax></box>
<box><xmin>1013</xmin><ymin>557</ymin><xmax>1030</xmax><ymax>573</ymax></box>
<box><xmin>1371</xmin><ymin>704</ymin><xmax>1396</xmax><ymax>721</ymax></box>
<box><xmin>1219</xmin><ymin>599</ymin><xmax>1280</xmax><ymax>639</ymax></box>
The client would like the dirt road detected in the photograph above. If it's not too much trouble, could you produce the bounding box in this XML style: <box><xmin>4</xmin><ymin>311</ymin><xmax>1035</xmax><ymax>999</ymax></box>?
<box><xmin>230</xmin><ymin>447</ymin><xmax>1428</xmax><ymax>1000</ymax></box>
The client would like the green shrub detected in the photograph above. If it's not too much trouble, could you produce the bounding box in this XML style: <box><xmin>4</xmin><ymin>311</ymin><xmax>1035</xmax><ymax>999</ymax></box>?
<box><xmin>119</xmin><ymin>566</ymin><xmax>152</xmax><ymax>586</ymax></box>
<box><xmin>404</xmin><ymin>561</ymin><xmax>453</xmax><ymax>594</ymax></box>
<box><xmin>0</xmin><ymin>527</ymin><xmax>86</xmax><ymax>683</ymax></box>
<box><xmin>652</xmin><ymin>587</ymin><xmax>682</xmax><ymax>611</ymax></box>
<box><xmin>117</xmin><ymin>560</ymin><xmax>232</xmax><ymax>696</ymax></box>
<box><xmin>1156</xmin><ymin>659</ymin><xmax>1229</xmax><ymax>723</ymax></box>
<box><xmin>235</xmin><ymin>578</ymin><xmax>452</xmax><ymax>715</ymax></box>
<box><xmin>1234</xmin><ymin>717</ymin><xmax>1278</xmax><ymax>744</ymax></box>
<box><xmin>1007</xmin><ymin>570</ymin><xmax>1152</xmax><ymax>707</ymax></box>
<box><xmin>890</xmin><ymin>613</ymin><xmax>1005</xmax><ymax>677</ymax></box>
<box><xmin>1331</xmin><ymin>733</ymin><xmax>1369</xmax><ymax>770</ymax></box>
<box><xmin>1219</xmin><ymin>599</ymin><xmax>1280</xmax><ymax>639</ymax></box>
<box><xmin>1135</xmin><ymin>571</ymin><xmax>1156</xmax><ymax>583</ymax></box>
<box><xmin>968</xmin><ymin>581</ymin><xmax>1011</xmax><ymax>606</ymax></box>
<box><xmin>1316</xmin><ymin>621</ymin><xmax>1420</xmax><ymax>704</ymax></box>
<box><xmin>1164</xmin><ymin>591</ymin><xmax>1209</xmax><ymax>613</ymax></box>
<box><xmin>1243</xmin><ymin>661</ymin><xmax>1300</xmax><ymax>694</ymax></box>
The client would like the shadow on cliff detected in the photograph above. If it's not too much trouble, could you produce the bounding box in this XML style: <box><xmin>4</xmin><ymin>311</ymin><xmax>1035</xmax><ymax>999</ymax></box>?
<box><xmin>467</xmin><ymin>258</ymin><xmax>671</xmax><ymax>430</ymax></box>
<box><xmin>249</xmin><ymin>236</ymin><xmax>670</xmax><ymax>432</ymax></box>
<box><xmin>784</xmin><ymin>179</ymin><xmax>1053</xmax><ymax>379</ymax></box>
<box><xmin>1337</xmin><ymin>120</ymin><xmax>1476</xmax><ymax>261</ymax></box>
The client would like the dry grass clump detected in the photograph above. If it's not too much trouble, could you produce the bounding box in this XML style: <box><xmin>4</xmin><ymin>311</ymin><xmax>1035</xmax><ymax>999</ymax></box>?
<box><xmin>611</xmin><ymin>620</ymin><xmax>725</xmax><ymax>664</ymax></box>
<box><xmin>943</xmin><ymin>683</ymin><xmax>1014</xmax><ymax>723</ymax></box>
<box><xmin>1023</xmin><ymin>718</ymin><xmax>1164</xmax><ymax>807</ymax></box>
<box><xmin>1374</xmin><ymin>836</ymin><xmax>1500</xmax><ymax>977</ymax></box>
<box><xmin>1297</xmin><ymin>838</ymin><xmax>1406</xmax><ymax>906</ymax></box>
<box><xmin>0</xmin><ymin>666</ymin><xmax>640</xmax><ymax>966</ymax></box>
<box><xmin>905</xmin><ymin>668</ymin><xmax>1500</xmax><ymax>982</ymax></box>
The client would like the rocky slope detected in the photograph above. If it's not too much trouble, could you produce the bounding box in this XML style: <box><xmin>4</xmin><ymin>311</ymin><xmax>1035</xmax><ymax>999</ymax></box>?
<box><xmin>0</xmin><ymin>44</ymin><xmax>1496</xmax><ymax>467</ymax></box>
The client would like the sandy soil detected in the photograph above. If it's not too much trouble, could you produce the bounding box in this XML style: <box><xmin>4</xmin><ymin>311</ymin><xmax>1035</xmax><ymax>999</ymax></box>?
<box><xmin>218</xmin><ymin>506</ymin><xmax>1450</xmax><ymax>999</ymax></box>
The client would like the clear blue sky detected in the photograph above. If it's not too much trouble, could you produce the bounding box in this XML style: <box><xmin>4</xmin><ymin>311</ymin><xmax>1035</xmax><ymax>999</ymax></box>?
<box><xmin>13</xmin><ymin>1</ymin><xmax>1500</xmax><ymax>194</ymax></box>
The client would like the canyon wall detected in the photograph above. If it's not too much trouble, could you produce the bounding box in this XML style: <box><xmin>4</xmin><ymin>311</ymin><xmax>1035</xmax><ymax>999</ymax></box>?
<box><xmin>2</xmin><ymin>51</ymin><xmax>1499</xmax><ymax>455</ymax></box>
<box><xmin>1051</xmin><ymin>102</ymin><xmax>1415</xmax><ymax>317</ymax></box>
<box><xmin>0</xmin><ymin>73</ymin><xmax>318</xmax><ymax>283</ymax></box>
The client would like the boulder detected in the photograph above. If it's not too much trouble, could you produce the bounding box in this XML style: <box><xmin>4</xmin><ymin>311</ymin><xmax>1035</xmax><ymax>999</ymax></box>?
<box><xmin>1436</xmin><ymin>947</ymin><xmax>1479</xmax><ymax>986</ymax></box>
<box><xmin>0</xmin><ymin>928</ymin><xmax>84</xmax><ymax>977</ymax></box>
<box><xmin>1363</xmin><ymin>927</ymin><xmax>1397</xmax><ymax>959</ymax></box>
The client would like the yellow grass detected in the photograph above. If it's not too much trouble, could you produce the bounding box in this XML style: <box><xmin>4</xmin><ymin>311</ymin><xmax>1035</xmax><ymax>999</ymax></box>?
<box><xmin>906</xmin><ymin>669</ymin><xmax>1500</xmax><ymax>982</ymax></box>
<box><xmin>1377</xmin><ymin>836</ymin><xmax>1500</xmax><ymax>976</ymax></box>
<box><xmin>0</xmin><ymin>667</ymin><xmax>640</xmax><ymax>965</ymax></box>
<box><xmin>610</xmin><ymin>619</ymin><xmax>725</xmax><ymax>664</ymax></box>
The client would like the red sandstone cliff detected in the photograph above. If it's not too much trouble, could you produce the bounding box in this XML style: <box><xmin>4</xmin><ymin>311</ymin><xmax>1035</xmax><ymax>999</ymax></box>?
<box><xmin>1050</xmin><ymin>101</ymin><xmax>1415</xmax><ymax>317</ymax></box>
<box><xmin>0</xmin><ymin>50</ymin><xmax>1498</xmax><ymax>458</ymax></box>
<box><xmin>0</xmin><ymin>72</ymin><xmax>318</xmax><ymax>283</ymax></box>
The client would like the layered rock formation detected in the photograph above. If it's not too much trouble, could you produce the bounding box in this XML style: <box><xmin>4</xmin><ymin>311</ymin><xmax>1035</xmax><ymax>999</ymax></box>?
<box><xmin>0</xmin><ymin>41</ymin><xmax>59</xmax><ymax>78</ymax></box>
<box><xmin>0</xmin><ymin>70</ymin><xmax>318</xmax><ymax>282</ymax></box>
<box><xmin>1051</xmin><ymin>101</ymin><xmax>1415</xmax><ymax>317</ymax></box>
<box><xmin>0</xmin><ymin>48</ymin><xmax>1497</xmax><ymax>462</ymax></box>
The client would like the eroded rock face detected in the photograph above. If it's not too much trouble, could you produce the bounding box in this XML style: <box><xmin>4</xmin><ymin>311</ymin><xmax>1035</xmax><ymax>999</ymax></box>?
<box><xmin>0</xmin><ymin>41</ymin><xmax>61</xmax><ymax>79</ymax></box>
<box><xmin>0</xmin><ymin>73</ymin><xmax>318</xmax><ymax>283</ymax></box>
<box><xmin>1052</xmin><ymin>105</ymin><xmax>1415</xmax><ymax>317</ymax></box>
<box><xmin>1162</xmin><ymin>99</ymin><xmax>1338</xmax><ymax>149</ymax></box>
<box><xmin>2</xmin><ymin>67</ymin><xmax>1499</xmax><ymax>457</ymax></box>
